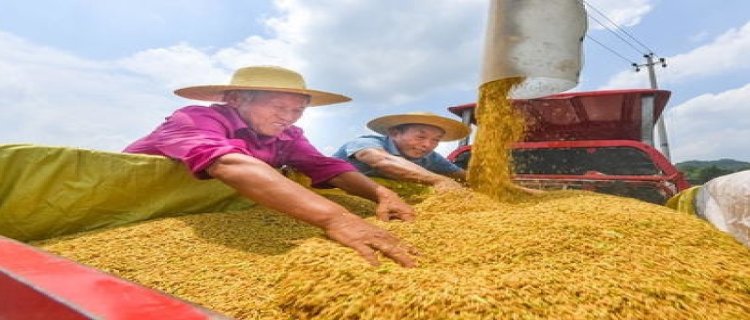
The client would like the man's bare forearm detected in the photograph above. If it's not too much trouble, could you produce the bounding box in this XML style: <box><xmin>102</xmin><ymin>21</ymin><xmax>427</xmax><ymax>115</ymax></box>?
<box><xmin>356</xmin><ymin>149</ymin><xmax>451</xmax><ymax>185</ymax></box>
<box><xmin>327</xmin><ymin>171</ymin><xmax>387</xmax><ymax>202</ymax></box>
<box><xmin>207</xmin><ymin>153</ymin><xmax>350</xmax><ymax>228</ymax></box>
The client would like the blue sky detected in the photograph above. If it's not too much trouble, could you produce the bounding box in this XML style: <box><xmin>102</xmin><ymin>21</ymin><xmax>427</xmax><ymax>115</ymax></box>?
<box><xmin>1</xmin><ymin>0</ymin><xmax>749</xmax><ymax>163</ymax></box>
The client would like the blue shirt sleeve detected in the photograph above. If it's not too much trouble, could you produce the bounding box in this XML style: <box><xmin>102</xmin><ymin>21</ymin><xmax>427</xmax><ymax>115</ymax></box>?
<box><xmin>335</xmin><ymin>136</ymin><xmax>387</xmax><ymax>158</ymax></box>
<box><xmin>332</xmin><ymin>135</ymin><xmax>388</xmax><ymax>177</ymax></box>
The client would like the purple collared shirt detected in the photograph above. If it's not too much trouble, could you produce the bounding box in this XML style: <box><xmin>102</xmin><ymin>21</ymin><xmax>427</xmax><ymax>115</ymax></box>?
<box><xmin>124</xmin><ymin>104</ymin><xmax>356</xmax><ymax>186</ymax></box>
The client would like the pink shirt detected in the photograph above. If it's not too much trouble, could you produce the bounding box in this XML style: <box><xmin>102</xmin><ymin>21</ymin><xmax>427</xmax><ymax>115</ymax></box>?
<box><xmin>124</xmin><ymin>104</ymin><xmax>356</xmax><ymax>186</ymax></box>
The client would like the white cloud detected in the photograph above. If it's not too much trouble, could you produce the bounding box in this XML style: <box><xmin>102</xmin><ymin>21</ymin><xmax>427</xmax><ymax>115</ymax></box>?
<box><xmin>0</xmin><ymin>31</ymin><xmax>179</xmax><ymax>151</ymax></box>
<box><xmin>666</xmin><ymin>82</ymin><xmax>750</xmax><ymax>162</ymax></box>
<box><xmin>601</xmin><ymin>20</ymin><xmax>750</xmax><ymax>89</ymax></box>
<box><xmin>116</xmin><ymin>0</ymin><xmax>488</xmax><ymax>107</ymax></box>
<box><xmin>260</xmin><ymin>0</ymin><xmax>487</xmax><ymax>105</ymax></box>
<box><xmin>117</xmin><ymin>43</ymin><xmax>228</xmax><ymax>89</ymax></box>
<box><xmin>689</xmin><ymin>31</ymin><xmax>711</xmax><ymax>43</ymax></box>
<box><xmin>585</xmin><ymin>0</ymin><xmax>653</xmax><ymax>29</ymax></box>
<box><xmin>214</xmin><ymin>36</ymin><xmax>305</xmax><ymax>72</ymax></box>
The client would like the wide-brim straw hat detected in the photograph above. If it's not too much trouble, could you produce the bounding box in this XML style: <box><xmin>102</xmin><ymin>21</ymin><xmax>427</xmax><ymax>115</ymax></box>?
<box><xmin>367</xmin><ymin>112</ymin><xmax>471</xmax><ymax>141</ymax></box>
<box><xmin>174</xmin><ymin>65</ymin><xmax>351</xmax><ymax>106</ymax></box>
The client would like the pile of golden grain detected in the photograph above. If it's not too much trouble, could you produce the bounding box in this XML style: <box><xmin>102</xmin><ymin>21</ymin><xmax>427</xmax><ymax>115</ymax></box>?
<box><xmin>34</xmin><ymin>190</ymin><xmax>750</xmax><ymax>319</ymax></box>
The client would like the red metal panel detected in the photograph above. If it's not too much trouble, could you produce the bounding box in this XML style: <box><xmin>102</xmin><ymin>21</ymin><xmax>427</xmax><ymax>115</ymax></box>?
<box><xmin>0</xmin><ymin>272</ymin><xmax>90</xmax><ymax>320</ymax></box>
<box><xmin>447</xmin><ymin>89</ymin><xmax>671</xmax><ymax>142</ymax></box>
<box><xmin>0</xmin><ymin>236</ymin><xmax>229</xmax><ymax>320</ymax></box>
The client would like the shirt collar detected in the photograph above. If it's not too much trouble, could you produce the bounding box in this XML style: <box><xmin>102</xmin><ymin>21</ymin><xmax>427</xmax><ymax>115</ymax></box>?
<box><xmin>382</xmin><ymin>136</ymin><xmax>401</xmax><ymax>156</ymax></box>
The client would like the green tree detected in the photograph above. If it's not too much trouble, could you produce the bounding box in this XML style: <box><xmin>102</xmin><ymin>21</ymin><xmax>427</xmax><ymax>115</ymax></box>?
<box><xmin>697</xmin><ymin>165</ymin><xmax>733</xmax><ymax>184</ymax></box>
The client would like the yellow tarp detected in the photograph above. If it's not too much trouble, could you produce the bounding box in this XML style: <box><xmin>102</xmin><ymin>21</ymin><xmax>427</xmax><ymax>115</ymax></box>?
<box><xmin>665</xmin><ymin>185</ymin><xmax>702</xmax><ymax>216</ymax></box>
<box><xmin>0</xmin><ymin>144</ymin><xmax>253</xmax><ymax>242</ymax></box>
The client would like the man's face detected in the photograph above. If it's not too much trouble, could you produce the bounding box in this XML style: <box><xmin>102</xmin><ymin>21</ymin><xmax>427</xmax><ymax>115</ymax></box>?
<box><xmin>234</xmin><ymin>91</ymin><xmax>309</xmax><ymax>137</ymax></box>
<box><xmin>389</xmin><ymin>124</ymin><xmax>445</xmax><ymax>159</ymax></box>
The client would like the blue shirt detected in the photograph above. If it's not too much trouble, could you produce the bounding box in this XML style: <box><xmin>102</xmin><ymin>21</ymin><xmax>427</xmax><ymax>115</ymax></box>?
<box><xmin>332</xmin><ymin>135</ymin><xmax>461</xmax><ymax>178</ymax></box>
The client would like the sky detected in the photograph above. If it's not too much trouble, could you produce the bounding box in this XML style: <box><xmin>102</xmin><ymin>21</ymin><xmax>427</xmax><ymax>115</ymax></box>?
<box><xmin>1</xmin><ymin>0</ymin><xmax>749</xmax><ymax>163</ymax></box>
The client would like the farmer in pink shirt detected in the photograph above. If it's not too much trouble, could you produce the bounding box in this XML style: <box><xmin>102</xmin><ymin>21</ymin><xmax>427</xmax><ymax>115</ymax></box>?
<box><xmin>125</xmin><ymin>66</ymin><xmax>417</xmax><ymax>267</ymax></box>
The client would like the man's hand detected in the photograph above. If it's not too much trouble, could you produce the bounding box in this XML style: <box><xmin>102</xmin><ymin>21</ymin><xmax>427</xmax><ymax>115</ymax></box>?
<box><xmin>328</xmin><ymin>172</ymin><xmax>416</xmax><ymax>222</ymax></box>
<box><xmin>324</xmin><ymin>213</ymin><xmax>418</xmax><ymax>267</ymax></box>
<box><xmin>374</xmin><ymin>186</ymin><xmax>415</xmax><ymax>222</ymax></box>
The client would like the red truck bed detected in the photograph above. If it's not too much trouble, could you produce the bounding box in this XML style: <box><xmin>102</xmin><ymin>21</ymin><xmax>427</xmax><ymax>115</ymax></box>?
<box><xmin>0</xmin><ymin>236</ymin><xmax>228</xmax><ymax>320</ymax></box>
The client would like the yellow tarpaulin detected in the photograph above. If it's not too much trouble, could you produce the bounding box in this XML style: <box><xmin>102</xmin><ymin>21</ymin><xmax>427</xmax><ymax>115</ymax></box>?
<box><xmin>0</xmin><ymin>144</ymin><xmax>253</xmax><ymax>242</ymax></box>
<box><xmin>665</xmin><ymin>185</ymin><xmax>701</xmax><ymax>216</ymax></box>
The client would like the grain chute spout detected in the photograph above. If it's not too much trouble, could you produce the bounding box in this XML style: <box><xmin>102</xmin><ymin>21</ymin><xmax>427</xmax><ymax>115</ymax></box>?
<box><xmin>481</xmin><ymin>0</ymin><xmax>588</xmax><ymax>99</ymax></box>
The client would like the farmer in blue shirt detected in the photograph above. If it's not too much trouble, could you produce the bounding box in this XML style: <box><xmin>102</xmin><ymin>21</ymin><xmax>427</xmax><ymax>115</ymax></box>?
<box><xmin>334</xmin><ymin>112</ymin><xmax>471</xmax><ymax>190</ymax></box>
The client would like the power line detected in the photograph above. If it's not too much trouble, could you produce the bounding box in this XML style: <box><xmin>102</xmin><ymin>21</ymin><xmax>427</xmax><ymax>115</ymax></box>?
<box><xmin>585</xmin><ymin>34</ymin><xmax>637</xmax><ymax>65</ymax></box>
<box><xmin>582</xmin><ymin>0</ymin><xmax>655</xmax><ymax>53</ymax></box>
<box><xmin>579</xmin><ymin>0</ymin><xmax>667</xmax><ymax>72</ymax></box>
<box><xmin>585</xmin><ymin>12</ymin><xmax>645</xmax><ymax>57</ymax></box>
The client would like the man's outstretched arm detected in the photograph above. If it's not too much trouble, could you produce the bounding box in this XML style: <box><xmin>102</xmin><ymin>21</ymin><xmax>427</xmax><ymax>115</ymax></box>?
<box><xmin>354</xmin><ymin>148</ymin><xmax>462</xmax><ymax>190</ymax></box>
<box><xmin>206</xmin><ymin>153</ymin><xmax>417</xmax><ymax>267</ymax></box>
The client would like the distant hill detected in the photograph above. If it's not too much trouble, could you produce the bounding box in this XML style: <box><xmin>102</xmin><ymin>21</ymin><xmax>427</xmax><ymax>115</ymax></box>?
<box><xmin>676</xmin><ymin>159</ymin><xmax>750</xmax><ymax>184</ymax></box>
<box><xmin>676</xmin><ymin>159</ymin><xmax>750</xmax><ymax>171</ymax></box>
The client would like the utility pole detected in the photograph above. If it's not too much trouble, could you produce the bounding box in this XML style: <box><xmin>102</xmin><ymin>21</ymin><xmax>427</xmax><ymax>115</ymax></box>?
<box><xmin>633</xmin><ymin>53</ymin><xmax>670</xmax><ymax>161</ymax></box>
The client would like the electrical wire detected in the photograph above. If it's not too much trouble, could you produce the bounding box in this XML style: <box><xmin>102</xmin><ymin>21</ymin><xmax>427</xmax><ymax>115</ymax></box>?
<box><xmin>582</xmin><ymin>0</ymin><xmax>655</xmax><ymax>53</ymax></box>
<box><xmin>586</xmin><ymin>12</ymin><xmax>646</xmax><ymax>57</ymax></box>
<box><xmin>579</xmin><ymin>0</ymin><xmax>664</xmax><ymax>68</ymax></box>
<box><xmin>585</xmin><ymin>34</ymin><xmax>637</xmax><ymax>65</ymax></box>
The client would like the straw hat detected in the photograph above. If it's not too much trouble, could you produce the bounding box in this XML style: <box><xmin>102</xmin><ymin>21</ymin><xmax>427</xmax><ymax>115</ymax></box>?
<box><xmin>174</xmin><ymin>65</ymin><xmax>351</xmax><ymax>106</ymax></box>
<box><xmin>367</xmin><ymin>112</ymin><xmax>471</xmax><ymax>141</ymax></box>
